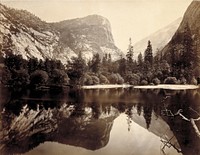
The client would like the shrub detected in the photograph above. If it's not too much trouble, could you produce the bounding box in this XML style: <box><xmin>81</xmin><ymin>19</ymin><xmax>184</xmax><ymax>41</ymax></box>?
<box><xmin>83</xmin><ymin>74</ymin><xmax>100</xmax><ymax>85</ymax></box>
<box><xmin>152</xmin><ymin>78</ymin><xmax>161</xmax><ymax>85</ymax></box>
<box><xmin>109</xmin><ymin>73</ymin><xmax>124</xmax><ymax>84</ymax></box>
<box><xmin>83</xmin><ymin>74</ymin><xmax>93</xmax><ymax>85</ymax></box>
<box><xmin>117</xmin><ymin>73</ymin><xmax>124</xmax><ymax>84</ymax></box>
<box><xmin>164</xmin><ymin>77</ymin><xmax>178</xmax><ymax>84</ymax></box>
<box><xmin>99</xmin><ymin>74</ymin><xmax>109</xmax><ymax>84</ymax></box>
<box><xmin>50</xmin><ymin>69</ymin><xmax>69</xmax><ymax>85</ymax></box>
<box><xmin>30</xmin><ymin>70</ymin><xmax>48</xmax><ymax>86</ymax></box>
<box><xmin>190</xmin><ymin>77</ymin><xmax>197</xmax><ymax>85</ymax></box>
<box><xmin>109</xmin><ymin>73</ymin><xmax>118</xmax><ymax>84</ymax></box>
<box><xmin>140</xmin><ymin>80</ymin><xmax>148</xmax><ymax>85</ymax></box>
<box><xmin>180</xmin><ymin>77</ymin><xmax>187</xmax><ymax>84</ymax></box>
<box><xmin>126</xmin><ymin>73</ymin><xmax>140</xmax><ymax>85</ymax></box>
<box><xmin>8</xmin><ymin>69</ymin><xmax>30</xmax><ymax>89</ymax></box>
<box><xmin>91</xmin><ymin>76</ymin><xmax>100</xmax><ymax>85</ymax></box>
<box><xmin>1</xmin><ymin>67</ymin><xmax>12</xmax><ymax>85</ymax></box>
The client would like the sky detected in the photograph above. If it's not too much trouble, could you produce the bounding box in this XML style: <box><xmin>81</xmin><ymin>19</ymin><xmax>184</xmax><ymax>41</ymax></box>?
<box><xmin>1</xmin><ymin>0</ymin><xmax>193</xmax><ymax>51</ymax></box>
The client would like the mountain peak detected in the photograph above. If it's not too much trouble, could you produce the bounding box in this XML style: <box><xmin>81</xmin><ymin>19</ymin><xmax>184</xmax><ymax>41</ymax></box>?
<box><xmin>0</xmin><ymin>4</ymin><xmax>122</xmax><ymax>63</ymax></box>
<box><xmin>53</xmin><ymin>14</ymin><xmax>121</xmax><ymax>61</ymax></box>
<box><xmin>55</xmin><ymin>14</ymin><xmax>111</xmax><ymax>31</ymax></box>
<box><xmin>133</xmin><ymin>17</ymin><xmax>182</xmax><ymax>58</ymax></box>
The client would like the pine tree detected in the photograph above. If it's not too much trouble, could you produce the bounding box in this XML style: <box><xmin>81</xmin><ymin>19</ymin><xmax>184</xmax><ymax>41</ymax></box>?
<box><xmin>144</xmin><ymin>40</ymin><xmax>153</xmax><ymax>65</ymax></box>
<box><xmin>102</xmin><ymin>53</ymin><xmax>107</xmax><ymax>64</ymax></box>
<box><xmin>126</xmin><ymin>38</ymin><xmax>134</xmax><ymax>72</ymax></box>
<box><xmin>108</xmin><ymin>53</ymin><xmax>112</xmax><ymax>63</ymax></box>
<box><xmin>182</xmin><ymin>23</ymin><xmax>195</xmax><ymax>68</ymax></box>
<box><xmin>67</xmin><ymin>52</ymin><xmax>87</xmax><ymax>85</ymax></box>
<box><xmin>137</xmin><ymin>52</ymin><xmax>143</xmax><ymax>66</ymax></box>
<box><xmin>179</xmin><ymin>23</ymin><xmax>195</xmax><ymax>81</ymax></box>
<box><xmin>118</xmin><ymin>55</ymin><xmax>127</xmax><ymax>77</ymax></box>
<box><xmin>90</xmin><ymin>53</ymin><xmax>101</xmax><ymax>73</ymax></box>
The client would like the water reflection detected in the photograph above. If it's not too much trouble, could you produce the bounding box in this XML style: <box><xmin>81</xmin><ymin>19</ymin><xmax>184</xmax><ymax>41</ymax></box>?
<box><xmin>0</xmin><ymin>87</ymin><xmax>200</xmax><ymax>155</ymax></box>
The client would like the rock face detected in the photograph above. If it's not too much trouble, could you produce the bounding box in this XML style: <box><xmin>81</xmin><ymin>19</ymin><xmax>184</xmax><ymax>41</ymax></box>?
<box><xmin>133</xmin><ymin>18</ymin><xmax>182</xmax><ymax>58</ymax></box>
<box><xmin>0</xmin><ymin>4</ymin><xmax>122</xmax><ymax>64</ymax></box>
<box><xmin>53</xmin><ymin>15</ymin><xmax>122</xmax><ymax>61</ymax></box>
<box><xmin>161</xmin><ymin>1</ymin><xmax>200</xmax><ymax>63</ymax></box>
<box><xmin>0</xmin><ymin>4</ymin><xmax>60</xmax><ymax>60</ymax></box>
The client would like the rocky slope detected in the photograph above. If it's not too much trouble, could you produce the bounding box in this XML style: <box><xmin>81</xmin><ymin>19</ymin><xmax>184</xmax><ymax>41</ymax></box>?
<box><xmin>0</xmin><ymin>4</ymin><xmax>60</xmax><ymax>60</ymax></box>
<box><xmin>133</xmin><ymin>18</ymin><xmax>182</xmax><ymax>58</ymax></box>
<box><xmin>53</xmin><ymin>15</ymin><xmax>122</xmax><ymax>61</ymax></box>
<box><xmin>0</xmin><ymin>4</ymin><xmax>122</xmax><ymax>64</ymax></box>
<box><xmin>161</xmin><ymin>0</ymin><xmax>200</xmax><ymax>64</ymax></box>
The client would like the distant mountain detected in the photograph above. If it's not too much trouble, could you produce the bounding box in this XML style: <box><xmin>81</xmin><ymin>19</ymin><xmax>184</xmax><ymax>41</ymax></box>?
<box><xmin>133</xmin><ymin>18</ymin><xmax>182</xmax><ymax>58</ymax></box>
<box><xmin>0</xmin><ymin>4</ymin><xmax>122</xmax><ymax>64</ymax></box>
<box><xmin>52</xmin><ymin>15</ymin><xmax>122</xmax><ymax>61</ymax></box>
<box><xmin>161</xmin><ymin>1</ymin><xmax>200</xmax><ymax>65</ymax></box>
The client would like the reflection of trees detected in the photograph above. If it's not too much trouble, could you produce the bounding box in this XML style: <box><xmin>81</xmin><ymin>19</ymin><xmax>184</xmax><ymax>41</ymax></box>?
<box><xmin>1</xmin><ymin>88</ymin><xmax>200</xmax><ymax>155</ymax></box>
<box><xmin>0</xmin><ymin>89</ymin><xmax>119</xmax><ymax>155</ymax></box>
<box><xmin>136</xmin><ymin>103</ymin><xmax>142</xmax><ymax>116</ymax></box>
<box><xmin>143</xmin><ymin>102</ymin><xmax>153</xmax><ymax>129</ymax></box>
<box><xmin>159</xmin><ymin>90</ymin><xmax>200</xmax><ymax>155</ymax></box>
<box><xmin>125</xmin><ymin>105</ymin><xmax>133</xmax><ymax>131</ymax></box>
<box><xmin>114</xmin><ymin>88</ymin><xmax>200</xmax><ymax>155</ymax></box>
<box><xmin>91</xmin><ymin>102</ymin><xmax>101</xmax><ymax>119</ymax></box>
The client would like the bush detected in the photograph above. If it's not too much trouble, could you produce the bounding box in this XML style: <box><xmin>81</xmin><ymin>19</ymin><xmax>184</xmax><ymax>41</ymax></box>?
<box><xmin>83</xmin><ymin>74</ymin><xmax>93</xmax><ymax>85</ymax></box>
<box><xmin>126</xmin><ymin>73</ymin><xmax>140</xmax><ymax>85</ymax></box>
<box><xmin>180</xmin><ymin>77</ymin><xmax>187</xmax><ymax>84</ymax></box>
<box><xmin>91</xmin><ymin>76</ymin><xmax>100</xmax><ymax>85</ymax></box>
<box><xmin>50</xmin><ymin>69</ymin><xmax>69</xmax><ymax>85</ymax></box>
<box><xmin>152</xmin><ymin>78</ymin><xmax>160</xmax><ymax>85</ymax></box>
<box><xmin>109</xmin><ymin>73</ymin><xmax>118</xmax><ymax>84</ymax></box>
<box><xmin>30</xmin><ymin>70</ymin><xmax>48</xmax><ymax>86</ymax></box>
<box><xmin>9</xmin><ymin>69</ymin><xmax>30</xmax><ymax>88</ymax></box>
<box><xmin>99</xmin><ymin>74</ymin><xmax>109</xmax><ymax>84</ymax></box>
<box><xmin>109</xmin><ymin>73</ymin><xmax>124</xmax><ymax>84</ymax></box>
<box><xmin>1</xmin><ymin>67</ymin><xmax>12</xmax><ymax>85</ymax></box>
<box><xmin>190</xmin><ymin>77</ymin><xmax>197</xmax><ymax>85</ymax></box>
<box><xmin>117</xmin><ymin>74</ymin><xmax>124</xmax><ymax>84</ymax></box>
<box><xmin>164</xmin><ymin>77</ymin><xmax>178</xmax><ymax>84</ymax></box>
<box><xmin>83</xmin><ymin>74</ymin><xmax>100</xmax><ymax>85</ymax></box>
<box><xmin>140</xmin><ymin>80</ymin><xmax>148</xmax><ymax>85</ymax></box>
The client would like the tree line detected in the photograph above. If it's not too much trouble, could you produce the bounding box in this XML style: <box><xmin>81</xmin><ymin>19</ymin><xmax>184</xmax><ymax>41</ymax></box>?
<box><xmin>117</xmin><ymin>23</ymin><xmax>200</xmax><ymax>85</ymax></box>
<box><xmin>1</xmin><ymin>23</ymin><xmax>199</xmax><ymax>90</ymax></box>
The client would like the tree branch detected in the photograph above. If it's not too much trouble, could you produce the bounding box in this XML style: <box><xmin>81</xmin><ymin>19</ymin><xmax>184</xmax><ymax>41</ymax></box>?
<box><xmin>162</xmin><ymin>108</ymin><xmax>200</xmax><ymax>139</ymax></box>
<box><xmin>190</xmin><ymin>118</ymin><xmax>200</xmax><ymax>138</ymax></box>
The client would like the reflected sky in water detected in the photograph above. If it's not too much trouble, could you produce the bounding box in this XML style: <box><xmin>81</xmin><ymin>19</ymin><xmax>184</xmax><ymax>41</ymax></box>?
<box><xmin>25</xmin><ymin>113</ymin><xmax>178</xmax><ymax>155</ymax></box>
<box><xmin>0</xmin><ymin>87</ymin><xmax>200</xmax><ymax>155</ymax></box>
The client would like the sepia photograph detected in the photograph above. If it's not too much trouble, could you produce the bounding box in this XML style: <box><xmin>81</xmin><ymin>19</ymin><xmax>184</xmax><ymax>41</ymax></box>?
<box><xmin>0</xmin><ymin>0</ymin><xmax>200</xmax><ymax>155</ymax></box>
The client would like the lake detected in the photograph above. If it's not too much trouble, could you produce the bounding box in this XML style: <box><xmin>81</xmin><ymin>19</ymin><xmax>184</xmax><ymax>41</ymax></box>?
<box><xmin>0</xmin><ymin>86</ymin><xmax>200</xmax><ymax>155</ymax></box>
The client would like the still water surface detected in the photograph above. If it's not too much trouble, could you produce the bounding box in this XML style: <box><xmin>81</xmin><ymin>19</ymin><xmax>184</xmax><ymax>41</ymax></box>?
<box><xmin>0</xmin><ymin>87</ymin><xmax>200</xmax><ymax>155</ymax></box>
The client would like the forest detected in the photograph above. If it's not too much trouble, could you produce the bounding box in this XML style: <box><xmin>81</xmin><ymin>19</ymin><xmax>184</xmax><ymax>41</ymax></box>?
<box><xmin>1</xmin><ymin>23</ymin><xmax>200</xmax><ymax>90</ymax></box>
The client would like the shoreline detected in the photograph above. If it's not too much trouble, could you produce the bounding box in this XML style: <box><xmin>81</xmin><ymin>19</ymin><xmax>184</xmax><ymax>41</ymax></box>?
<box><xmin>82</xmin><ymin>84</ymin><xmax>199</xmax><ymax>90</ymax></box>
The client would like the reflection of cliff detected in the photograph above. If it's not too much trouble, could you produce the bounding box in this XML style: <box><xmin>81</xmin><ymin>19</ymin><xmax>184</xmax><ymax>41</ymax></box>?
<box><xmin>54</xmin><ymin>115</ymin><xmax>116</xmax><ymax>150</ymax></box>
<box><xmin>122</xmin><ymin>89</ymin><xmax>200</xmax><ymax>155</ymax></box>
<box><xmin>0</xmin><ymin>98</ymin><xmax>119</xmax><ymax>155</ymax></box>
<box><xmin>1</xmin><ymin>88</ymin><xmax>200</xmax><ymax>155</ymax></box>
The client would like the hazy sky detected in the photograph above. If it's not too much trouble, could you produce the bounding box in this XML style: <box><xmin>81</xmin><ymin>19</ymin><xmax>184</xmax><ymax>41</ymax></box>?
<box><xmin>1</xmin><ymin>0</ymin><xmax>193</xmax><ymax>51</ymax></box>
